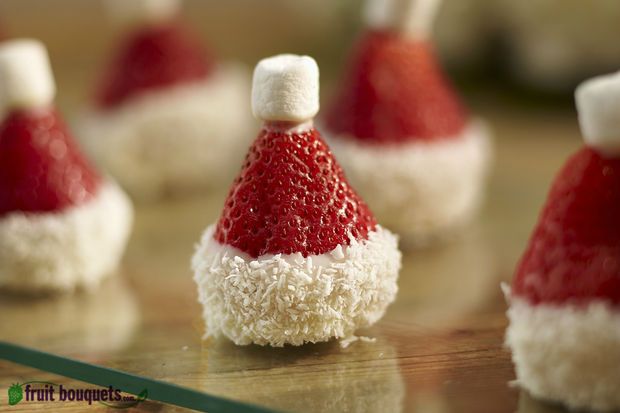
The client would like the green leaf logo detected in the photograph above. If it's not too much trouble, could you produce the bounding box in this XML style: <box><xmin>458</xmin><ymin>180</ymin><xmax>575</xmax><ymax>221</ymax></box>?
<box><xmin>8</xmin><ymin>384</ymin><xmax>23</xmax><ymax>406</ymax></box>
<box><xmin>137</xmin><ymin>389</ymin><xmax>148</xmax><ymax>401</ymax></box>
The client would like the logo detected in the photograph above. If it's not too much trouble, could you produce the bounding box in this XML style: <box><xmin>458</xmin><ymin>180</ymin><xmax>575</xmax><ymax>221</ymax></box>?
<box><xmin>7</xmin><ymin>381</ymin><xmax>147</xmax><ymax>409</ymax></box>
<box><xmin>7</xmin><ymin>384</ymin><xmax>22</xmax><ymax>406</ymax></box>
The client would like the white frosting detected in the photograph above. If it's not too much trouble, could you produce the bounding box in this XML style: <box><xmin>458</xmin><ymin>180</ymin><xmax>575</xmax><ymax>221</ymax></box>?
<box><xmin>77</xmin><ymin>65</ymin><xmax>253</xmax><ymax>201</ymax></box>
<box><xmin>0</xmin><ymin>181</ymin><xmax>133</xmax><ymax>293</ymax></box>
<box><xmin>104</xmin><ymin>0</ymin><xmax>180</xmax><ymax>26</ymax></box>
<box><xmin>192</xmin><ymin>225</ymin><xmax>401</xmax><ymax>347</ymax></box>
<box><xmin>325</xmin><ymin>120</ymin><xmax>491</xmax><ymax>245</ymax></box>
<box><xmin>251</xmin><ymin>54</ymin><xmax>320</xmax><ymax>123</ymax></box>
<box><xmin>576</xmin><ymin>71</ymin><xmax>620</xmax><ymax>155</ymax></box>
<box><xmin>363</xmin><ymin>0</ymin><xmax>442</xmax><ymax>39</ymax></box>
<box><xmin>0</xmin><ymin>39</ymin><xmax>56</xmax><ymax>115</ymax></box>
<box><xmin>506</xmin><ymin>295</ymin><xmax>620</xmax><ymax>412</ymax></box>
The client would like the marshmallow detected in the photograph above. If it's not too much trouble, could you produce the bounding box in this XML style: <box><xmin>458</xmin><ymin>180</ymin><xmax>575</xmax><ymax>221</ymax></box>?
<box><xmin>576</xmin><ymin>71</ymin><xmax>620</xmax><ymax>155</ymax></box>
<box><xmin>104</xmin><ymin>0</ymin><xmax>180</xmax><ymax>26</ymax></box>
<box><xmin>0</xmin><ymin>39</ymin><xmax>56</xmax><ymax>114</ymax></box>
<box><xmin>363</xmin><ymin>0</ymin><xmax>441</xmax><ymax>39</ymax></box>
<box><xmin>251</xmin><ymin>54</ymin><xmax>319</xmax><ymax>123</ymax></box>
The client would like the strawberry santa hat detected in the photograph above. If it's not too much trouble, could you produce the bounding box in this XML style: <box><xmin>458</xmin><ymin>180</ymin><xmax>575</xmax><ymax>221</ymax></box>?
<box><xmin>506</xmin><ymin>72</ymin><xmax>620</xmax><ymax>411</ymax></box>
<box><xmin>192</xmin><ymin>54</ymin><xmax>402</xmax><ymax>347</ymax></box>
<box><xmin>78</xmin><ymin>0</ymin><xmax>253</xmax><ymax>201</ymax></box>
<box><xmin>322</xmin><ymin>0</ymin><xmax>491</xmax><ymax>245</ymax></box>
<box><xmin>0</xmin><ymin>39</ymin><xmax>133</xmax><ymax>293</ymax></box>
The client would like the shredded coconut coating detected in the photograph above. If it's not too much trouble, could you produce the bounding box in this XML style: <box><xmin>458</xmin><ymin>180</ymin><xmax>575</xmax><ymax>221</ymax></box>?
<box><xmin>192</xmin><ymin>225</ymin><xmax>401</xmax><ymax>347</ymax></box>
<box><xmin>78</xmin><ymin>64</ymin><xmax>253</xmax><ymax>201</ymax></box>
<box><xmin>506</xmin><ymin>295</ymin><xmax>620</xmax><ymax>412</ymax></box>
<box><xmin>0</xmin><ymin>181</ymin><xmax>133</xmax><ymax>293</ymax></box>
<box><xmin>326</xmin><ymin>120</ymin><xmax>491</xmax><ymax>245</ymax></box>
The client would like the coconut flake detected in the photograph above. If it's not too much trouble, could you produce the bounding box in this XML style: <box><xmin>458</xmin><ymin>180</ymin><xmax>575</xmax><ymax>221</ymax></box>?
<box><xmin>325</xmin><ymin>120</ymin><xmax>491</xmax><ymax>244</ymax></box>
<box><xmin>0</xmin><ymin>181</ymin><xmax>133</xmax><ymax>293</ymax></box>
<box><xmin>192</xmin><ymin>225</ymin><xmax>401</xmax><ymax>346</ymax></box>
<box><xmin>78</xmin><ymin>65</ymin><xmax>252</xmax><ymax>201</ymax></box>
<box><xmin>506</xmin><ymin>297</ymin><xmax>620</xmax><ymax>411</ymax></box>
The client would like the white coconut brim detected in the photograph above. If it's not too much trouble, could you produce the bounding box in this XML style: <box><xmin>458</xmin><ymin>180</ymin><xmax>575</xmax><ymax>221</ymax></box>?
<box><xmin>191</xmin><ymin>225</ymin><xmax>402</xmax><ymax>347</ymax></box>
<box><xmin>77</xmin><ymin>64</ymin><xmax>254</xmax><ymax>201</ymax></box>
<box><xmin>325</xmin><ymin>121</ymin><xmax>492</xmax><ymax>245</ymax></box>
<box><xmin>0</xmin><ymin>181</ymin><xmax>134</xmax><ymax>293</ymax></box>
<box><xmin>506</xmin><ymin>295</ymin><xmax>620</xmax><ymax>412</ymax></box>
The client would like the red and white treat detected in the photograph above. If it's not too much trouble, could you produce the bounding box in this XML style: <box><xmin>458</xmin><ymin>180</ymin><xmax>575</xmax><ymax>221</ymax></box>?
<box><xmin>79</xmin><ymin>0</ymin><xmax>252</xmax><ymax>200</ymax></box>
<box><xmin>322</xmin><ymin>0</ymin><xmax>491</xmax><ymax>245</ymax></box>
<box><xmin>506</xmin><ymin>72</ymin><xmax>620</xmax><ymax>411</ymax></box>
<box><xmin>192</xmin><ymin>55</ymin><xmax>401</xmax><ymax>347</ymax></box>
<box><xmin>0</xmin><ymin>40</ymin><xmax>133</xmax><ymax>293</ymax></box>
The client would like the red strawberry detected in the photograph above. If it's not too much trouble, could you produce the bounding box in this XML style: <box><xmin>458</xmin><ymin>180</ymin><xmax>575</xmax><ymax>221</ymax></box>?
<box><xmin>95</xmin><ymin>21</ymin><xmax>215</xmax><ymax>109</ymax></box>
<box><xmin>324</xmin><ymin>30</ymin><xmax>468</xmax><ymax>144</ymax></box>
<box><xmin>0</xmin><ymin>108</ymin><xmax>102</xmax><ymax>217</ymax></box>
<box><xmin>512</xmin><ymin>147</ymin><xmax>620</xmax><ymax>306</ymax></box>
<box><xmin>214</xmin><ymin>126</ymin><xmax>377</xmax><ymax>258</ymax></box>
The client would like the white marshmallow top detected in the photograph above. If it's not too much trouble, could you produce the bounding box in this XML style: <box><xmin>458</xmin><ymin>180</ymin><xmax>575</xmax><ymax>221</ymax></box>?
<box><xmin>0</xmin><ymin>39</ymin><xmax>56</xmax><ymax>114</ymax></box>
<box><xmin>251</xmin><ymin>54</ymin><xmax>320</xmax><ymax>123</ymax></box>
<box><xmin>363</xmin><ymin>0</ymin><xmax>441</xmax><ymax>39</ymax></box>
<box><xmin>104</xmin><ymin>0</ymin><xmax>180</xmax><ymax>26</ymax></box>
<box><xmin>576</xmin><ymin>71</ymin><xmax>620</xmax><ymax>155</ymax></box>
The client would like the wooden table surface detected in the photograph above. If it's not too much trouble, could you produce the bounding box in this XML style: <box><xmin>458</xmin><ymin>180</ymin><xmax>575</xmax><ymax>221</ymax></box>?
<box><xmin>0</xmin><ymin>103</ymin><xmax>583</xmax><ymax>413</ymax></box>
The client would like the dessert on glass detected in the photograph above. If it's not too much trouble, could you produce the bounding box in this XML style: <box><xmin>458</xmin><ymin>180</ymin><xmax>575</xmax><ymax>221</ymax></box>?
<box><xmin>79</xmin><ymin>0</ymin><xmax>252</xmax><ymax>200</ymax></box>
<box><xmin>506</xmin><ymin>71</ymin><xmax>620</xmax><ymax>412</ymax></box>
<box><xmin>323</xmin><ymin>0</ymin><xmax>491</xmax><ymax>245</ymax></box>
<box><xmin>0</xmin><ymin>39</ymin><xmax>133</xmax><ymax>293</ymax></box>
<box><xmin>192</xmin><ymin>54</ymin><xmax>401</xmax><ymax>346</ymax></box>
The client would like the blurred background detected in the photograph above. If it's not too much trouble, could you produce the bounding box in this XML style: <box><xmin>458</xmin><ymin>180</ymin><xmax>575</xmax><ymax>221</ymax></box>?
<box><xmin>2</xmin><ymin>0</ymin><xmax>620</xmax><ymax>113</ymax></box>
